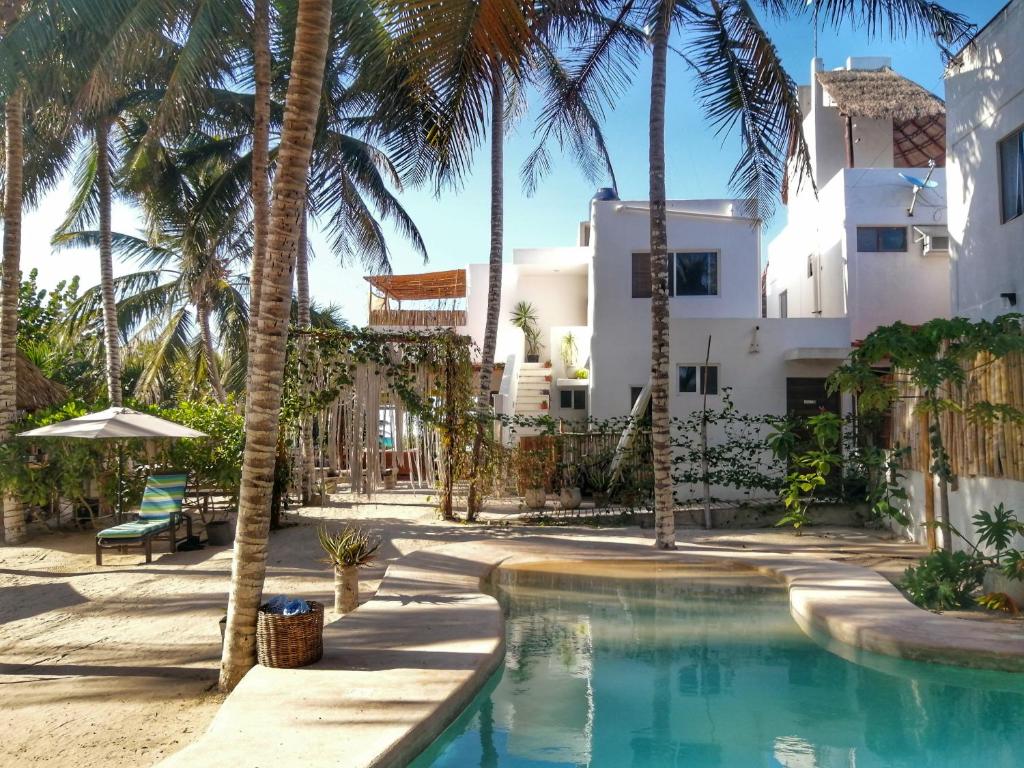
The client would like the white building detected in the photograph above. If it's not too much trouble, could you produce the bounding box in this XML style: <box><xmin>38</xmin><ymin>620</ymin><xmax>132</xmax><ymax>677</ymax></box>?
<box><xmin>945</xmin><ymin>0</ymin><xmax>1023</xmax><ymax>321</ymax></box>
<box><xmin>891</xmin><ymin>0</ymin><xmax>1024</xmax><ymax>551</ymax></box>
<box><xmin>765</xmin><ymin>57</ymin><xmax>951</xmax><ymax>342</ymax></box>
<box><xmin>366</xmin><ymin>193</ymin><xmax>851</xmax><ymax>467</ymax></box>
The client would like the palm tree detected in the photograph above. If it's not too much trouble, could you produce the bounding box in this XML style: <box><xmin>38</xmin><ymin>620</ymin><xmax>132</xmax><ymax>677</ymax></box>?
<box><xmin>0</xmin><ymin>0</ymin><xmax>25</xmax><ymax>543</ymax></box>
<box><xmin>219</xmin><ymin>0</ymin><xmax>333</xmax><ymax>694</ymax></box>
<box><xmin>381</xmin><ymin>1</ymin><xmax>635</xmax><ymax>518</ymax></box>
<box><xmin>624</xmin><ymin>0</ymin><xmax>973</xmax><ymax>549</ymax></box>
<box><xmin>247</xmin><ymin>0</ymin><xmax>272</xmax><ymax>383</ymax></box>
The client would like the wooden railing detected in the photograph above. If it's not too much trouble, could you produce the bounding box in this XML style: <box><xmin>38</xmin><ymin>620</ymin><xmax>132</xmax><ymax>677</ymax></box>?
<box><xmin>368</xmin><ymin>308</ymin><xmax>467</xmax><ymax>328</ymax></box>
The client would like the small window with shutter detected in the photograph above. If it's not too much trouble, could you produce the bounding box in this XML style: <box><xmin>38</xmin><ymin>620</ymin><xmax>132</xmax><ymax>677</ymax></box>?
<box><xmin>631</xmin><ymin>253</ymin><xmax>652</xmax><ymax>298</ymax></box>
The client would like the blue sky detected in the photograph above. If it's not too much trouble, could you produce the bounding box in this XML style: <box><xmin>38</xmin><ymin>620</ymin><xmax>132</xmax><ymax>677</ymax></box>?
<box><xmin>20</xmin><ymin>1</ymin><xmax>1004</xmax><ymax>325</ymax></box>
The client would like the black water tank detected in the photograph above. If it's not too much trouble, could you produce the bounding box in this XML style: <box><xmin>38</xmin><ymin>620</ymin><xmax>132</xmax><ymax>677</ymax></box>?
<box><xmin>592</xmin><ymin>187</ymin><xmax>619</xmax><ymax>202</ymax></box>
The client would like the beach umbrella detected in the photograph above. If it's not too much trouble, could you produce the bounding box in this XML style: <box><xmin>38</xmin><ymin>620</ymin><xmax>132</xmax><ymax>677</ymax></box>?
<box><xmin>18</xmin><ymin>407</ymin><xmax>207</xmax><ymax>520</ymax></box>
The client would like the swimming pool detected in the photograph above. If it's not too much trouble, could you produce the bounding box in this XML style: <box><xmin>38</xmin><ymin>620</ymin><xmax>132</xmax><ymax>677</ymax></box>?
<box><xmin>410</xmin><ymin>561</ymin><xmax>1024</xmax><ymax>768</ymax></box>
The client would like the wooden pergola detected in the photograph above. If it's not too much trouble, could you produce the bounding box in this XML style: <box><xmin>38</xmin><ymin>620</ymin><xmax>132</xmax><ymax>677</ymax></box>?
<box><xmin>365</xmin><ymin>269</ymin><xmax>468</xmax><ymax>328</ymax></box>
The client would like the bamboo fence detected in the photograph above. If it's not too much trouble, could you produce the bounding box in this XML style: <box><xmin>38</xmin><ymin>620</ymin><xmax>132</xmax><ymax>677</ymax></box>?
<box><xmin>891</xmin><ymin>350</ymin><xmax>1024</xmax><ymax>482</ymax></box>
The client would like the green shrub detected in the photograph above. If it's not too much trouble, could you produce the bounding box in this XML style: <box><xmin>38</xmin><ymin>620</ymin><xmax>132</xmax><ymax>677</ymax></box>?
<box><xmin>902</xmin><ymin>551</ymin><xmax>985</xmax><ymax>611</ymax></box>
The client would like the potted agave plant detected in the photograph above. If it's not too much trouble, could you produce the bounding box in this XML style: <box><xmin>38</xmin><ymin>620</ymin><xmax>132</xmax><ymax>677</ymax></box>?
<box><xmin>559</xmin><ymin>462</ymin><xmax>583</xmax><ymax>510</ymax></box>
<box><xmin>510</xmin><ymin>301</ymin><xmax>543</xmax><ymax>363</ymax></box>
<box><xmin>318</xmin><ymin>525</ymin><xmax>381</xmax><ymax>614</ymax></box>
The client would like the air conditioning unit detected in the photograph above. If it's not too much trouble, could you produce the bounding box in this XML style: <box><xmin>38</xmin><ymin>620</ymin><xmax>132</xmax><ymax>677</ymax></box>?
<box><xmin>913</xmin><ymin>226</ymin><xmax>950</xmax><ymax>256</ymax></box>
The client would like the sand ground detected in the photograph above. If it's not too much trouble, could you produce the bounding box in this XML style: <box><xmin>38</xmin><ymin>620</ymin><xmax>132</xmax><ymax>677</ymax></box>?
<box><xmin>0</xmin><ymin>489</ymin><xmax>998</xmax><ymax>767</ymax></box>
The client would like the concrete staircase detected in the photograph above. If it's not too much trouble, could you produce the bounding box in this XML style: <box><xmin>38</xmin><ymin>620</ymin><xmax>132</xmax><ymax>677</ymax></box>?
<box><xmin>513</xmin><ymin>363</ymin><xmax>550</xmax><ymax>433</ymax></box>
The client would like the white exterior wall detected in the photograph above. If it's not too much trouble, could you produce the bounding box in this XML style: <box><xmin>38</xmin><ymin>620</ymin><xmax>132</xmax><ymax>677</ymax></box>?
<box><xmin>766</xmin><ymin>56</ymin><xmax>951</xmax><ymax>342</ymax></box>
<box><xmin>590</xmin><ymin>316</ymin><xmax>850</xmax><ymax>421</ymax></box>
<box><xmin>895</xmin><ymin>471</ymin><xmax>1024</xmax><ymax>554</ymax></box>
<box><xmin>946</xmin><ymin>0</ymin><xmax>1024</xmax><ymax>320</ymax></box>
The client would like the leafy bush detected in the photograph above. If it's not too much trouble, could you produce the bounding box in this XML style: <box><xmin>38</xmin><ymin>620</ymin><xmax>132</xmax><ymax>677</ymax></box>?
<box><xmin>902</xmin><ymin>551</ymin><xmax>985</xmax><ymax>611</ymax></box>
<box><xmin>153</xmin><ymin>398</ymin><xmax>244</xmax><ymax>495</ymax></box>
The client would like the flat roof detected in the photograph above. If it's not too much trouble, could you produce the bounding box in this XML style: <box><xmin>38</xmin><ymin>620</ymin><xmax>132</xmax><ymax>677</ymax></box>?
<box><xmin>365</xmin><ymin>269</ymin><xmax>466</xmax><ymax>301</ymax></box>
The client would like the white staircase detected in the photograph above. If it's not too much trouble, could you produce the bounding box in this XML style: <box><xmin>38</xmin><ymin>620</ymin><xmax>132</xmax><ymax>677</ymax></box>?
<box><xmin>513</xmin><ymin>363</ymin><xmax>551</xmax><ymax>429</ymax></box>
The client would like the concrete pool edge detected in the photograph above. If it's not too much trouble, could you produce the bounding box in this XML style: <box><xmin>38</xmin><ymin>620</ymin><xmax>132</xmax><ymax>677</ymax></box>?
<box><xmin>159</xmin><ymin>537</ymin><xmax>1024</xmax><ymax>768</ymax></box>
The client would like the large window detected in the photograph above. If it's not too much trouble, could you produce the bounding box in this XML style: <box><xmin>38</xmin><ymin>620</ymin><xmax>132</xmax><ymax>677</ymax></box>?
<box><xmin>678</xmin><ymin>365</ymin><xmax>719</xmax><ymax>395</ymax></box>
<box><xmin>631</xmin><ymin>251</ymin><xmax>719</xmax><ymax>297</ymax></box>
<box><xmin>1000</xmin><ymin>126</ymin><xmax>1024</xmax><ymax>223</ymax></box>
<box><xmin>779</xmin><ymin>289</ymin><xmax>788</xmax><ymax>319</ymax></box>
<box><xmin>856</xmin><ymin>226</ymin><xmax>908</xmax><ymax>252</ymax></box>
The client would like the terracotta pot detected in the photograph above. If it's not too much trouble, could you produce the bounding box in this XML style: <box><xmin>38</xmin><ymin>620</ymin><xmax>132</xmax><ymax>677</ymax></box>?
<box><xmin>559</xmin><ymin>487</ymin><xmax>582</xmax><ymax>510</ymax></box>
<box><xmin>335</xmin><ymin>566</ymin><xmax>360</xmax><ymax>613</ymax></box>
<box><xmin>524</xmin><ymin>488</ymin><xmax>547</xmax><ymax>509</ymax></box>
<box><xmin>382</xmin><ymin>472</ymin><xmax>397</xmax><ymax>490</ymax></box>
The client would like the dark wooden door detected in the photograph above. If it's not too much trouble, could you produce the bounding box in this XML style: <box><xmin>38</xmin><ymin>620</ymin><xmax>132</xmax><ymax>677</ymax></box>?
<box><xmin>786</xmin><ymin>377</ymin><xmax>840</xmax><ymax>419</ymax></box>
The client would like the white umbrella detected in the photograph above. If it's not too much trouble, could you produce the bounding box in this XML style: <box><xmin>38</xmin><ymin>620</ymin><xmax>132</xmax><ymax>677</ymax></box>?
<box><xmin>18</xmin><ymin>407</ymin><xmax>208</xmax><ymax>520</ymax></box>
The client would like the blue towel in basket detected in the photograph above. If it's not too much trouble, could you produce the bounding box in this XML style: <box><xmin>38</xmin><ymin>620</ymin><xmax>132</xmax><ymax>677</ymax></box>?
<box><xmin>265</xmin><ymin>595</ymin><xmax>311</xmax><ymax>616</ymax></box>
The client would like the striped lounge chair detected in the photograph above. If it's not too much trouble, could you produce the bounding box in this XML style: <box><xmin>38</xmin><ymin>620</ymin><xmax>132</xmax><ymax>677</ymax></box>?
<box><xmin>96</xmin><ymin>473</ymin><xmax>192</xmax><ymax>565</ymax></box>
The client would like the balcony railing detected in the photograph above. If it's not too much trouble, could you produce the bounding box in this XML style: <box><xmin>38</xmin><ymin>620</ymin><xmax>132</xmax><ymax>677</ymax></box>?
<box><xmin>368</xmin><ymin>308</ymin><xmax>467</xmax><ymax>328</ymax></box>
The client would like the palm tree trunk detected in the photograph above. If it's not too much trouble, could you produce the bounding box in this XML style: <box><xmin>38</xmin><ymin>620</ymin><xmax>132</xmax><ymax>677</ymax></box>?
<box><xmin>219</xmin><ymin>0</ymin><xmax>332</xmax><ymax>694</ymax></box>
<box><xmin>96</xmin><ymin>118</ymin><xmax>123</xmax><ymax>407</ymax></box>
<box><xmin>247</xmin><ymin>0</ymin><xmax>272</xmax><ymax>375</ymax></box>
<box><xmin>198</xmin><ymin>298</ymin><xmax>227</xmax><ymax>403</ymax></box>
<box><xmin>466</xmin><ymin>66</ymin><xmax>504</xmax><ymax>521</ymax></box>
<box><xmin>296</xmin><ymin>208</ymin><xmax>313</xmax><ymax>503</ymax></box>
<box><xmin>0</xmin><ymin>85</ymin><xmax>23</xmax><ymax>544</ymax></box>
<box><xmin>649</xmin><ymin>3</ymin><xmax>675</xmax><ymax>550</ymax></box>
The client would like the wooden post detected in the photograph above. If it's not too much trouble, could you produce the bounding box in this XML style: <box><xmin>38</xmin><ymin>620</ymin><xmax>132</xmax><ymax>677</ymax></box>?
<box><xmin>844</xmin><ymin>114</ymin><xmax>855</xmax><ymax>168</ymax></box>
<box><xmin>919</xmin><ymin>410</ymin><xmax>936</xmax><ymax>550</ymax></box>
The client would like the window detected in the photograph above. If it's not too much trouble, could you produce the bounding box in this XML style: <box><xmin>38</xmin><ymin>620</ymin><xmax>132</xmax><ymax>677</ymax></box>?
<box><xmin>807</xmin><ymin>254</ymin><xmax>814</xmax><ymax>278</ymax></box>
<box><xmin>856</xmin><ymin>226</ymin><xmax>907</xmax><ymax>252</ymax></box>
<box><xmin>678</xmin><ymin>365</ymin><xmax>719</xmax><ymax>395</ymax></box>
<box><xmin>999</xmin><ymin>126</ymin><xmax>1024</xmax><ymax>223</ymax></box>
<box><xmin>631</xmin><ymin>251</ymin><xmax>719</xmax><ymax>297</ymax></box>
<box><xmin>779</xmin><ymin>289</ymin><xmax>788</xmax><ymax>319</ymax></box>
<box><xmin>559</xmin><ymin>389</ymin><xmax>586</xmax><ymax>410</ymax></box>
<box><xmin>671</xmin><ymin>252</ymin><xmax>718</xmax><ymax>295</ymax></box>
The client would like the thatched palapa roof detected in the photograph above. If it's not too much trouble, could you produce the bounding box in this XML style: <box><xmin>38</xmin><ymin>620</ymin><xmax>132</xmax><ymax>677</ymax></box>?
<box><xmin>816</xmin><ymin>68</ymin><xmax>945</xmax><ymax>121</ymax></box>
<box><xmin>17</xmin><ymin>352</ymin><xmax>69</xmax><ymax>412</ymax></box>
<box><xmin>817</xmin><ymin>67</ymin><xmax>946</xmax><ymax>168</ymax></box>
<box><xmin>365</xmin><ymin>269</ymin><xmax>467</xmax><ymax>302</ymax></box>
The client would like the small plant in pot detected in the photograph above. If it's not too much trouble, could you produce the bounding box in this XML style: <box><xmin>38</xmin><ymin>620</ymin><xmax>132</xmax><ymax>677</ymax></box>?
<box><xmin>558</xmin><ymin>462</ymin><xmax>583</xmax><ymax>510</ymax></box>
<box><xmin>585</xmin><ymin>457</ymin><xmax>614</xmax><ymax>508</ymax></box>
<box><xmin>560</xmin><ymin>332</ymin><xmax>579</xmax><ymax>378</ymax></box>
<box><xmin>510</xmin><ymin>301</ymin><xmax>543</xmax><ymax>363</ymax></box>
<box><xmin>318</xmin><ymin>525</ymin><xmax>380</xmax><ymax>614</ymax></box>
<box><xmin>514</xmin><ymin>448</ymin><xmax>550</xmax><ymax>510</ymax></box>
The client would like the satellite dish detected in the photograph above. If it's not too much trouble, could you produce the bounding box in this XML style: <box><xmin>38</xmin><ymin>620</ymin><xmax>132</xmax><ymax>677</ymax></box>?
<box><xmin>900</xmin><ymin>160</ymin><xmax>938</xmax><ymax>216</ymax></box>
<box><xmin>899</xmin><ymin>172</ymin><xmax>939</xmax><ymax>189</ymax></box>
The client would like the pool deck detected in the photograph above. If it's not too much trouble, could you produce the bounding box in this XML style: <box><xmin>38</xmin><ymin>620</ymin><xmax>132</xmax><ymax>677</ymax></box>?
<box><xmin>160</xmin><ymin>531</ymin><xmax>1024</xmax><ymax>768</ymax></box>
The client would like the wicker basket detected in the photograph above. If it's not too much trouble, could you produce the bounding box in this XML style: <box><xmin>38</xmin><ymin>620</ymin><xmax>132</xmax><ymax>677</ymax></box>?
<box><xmin>256</xmin><ymin>600</ymin><xmax>324</xmax><ymax>668</ymax></box>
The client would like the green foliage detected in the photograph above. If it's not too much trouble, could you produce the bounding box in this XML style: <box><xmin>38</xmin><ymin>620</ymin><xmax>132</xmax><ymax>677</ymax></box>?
<box><xmin>859</xmin><ymin>445</ymin><xmax>911</xmax><ymax>525</ymax></box>
<box><xmin>317</xmin><ymin>525</ymin><xmax>380</xmax><ymax>569</ymax></box>
<box><xmin>774</xmin><ymin>412</ymin><xmax>843</xmax><ymax>531</ymax></box>
<box><xmin>971</xmin><ymin>503</ymin><xmax>1024</xmax><ymax>581</ymax></box>
<box><xmin>574</xmin><ymin>369</ymin><xmax>589</xmax><ymax>380</ymax></box>
<box><xmin>902</xmin><ymin>551</ymin><xmax>986</xmax><ymax>611</ymax></box>
<box><xmin>510</xmin><ymin>301</ymin><xmax>542</xmax><ymax>357</ymax></box>
<box><xmin>512</xmin><ymin>447</ymin><xmax>554</xmax><ymax>492</ymax></box>
<box><xmin>150</xmin><ymin>398</ymin><xmax>245</xmax><ymax>496</ymax></box>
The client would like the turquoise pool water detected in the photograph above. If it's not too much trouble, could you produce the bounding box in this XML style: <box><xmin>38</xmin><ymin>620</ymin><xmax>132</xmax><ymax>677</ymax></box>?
<box><xmin>410</xmin><ymin>562</ymin><xmax>1024</xmax><ymax>768</ymax></box>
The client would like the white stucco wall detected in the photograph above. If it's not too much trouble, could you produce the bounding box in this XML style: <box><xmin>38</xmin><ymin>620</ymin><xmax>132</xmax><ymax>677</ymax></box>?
<box><xmin>590</xmin><ymin>316</ymin><xmax>851</xmax><ymax>420</ymax></box>
<box><xmin>893</xmin><ymin>470</ymin><xmax>1024</xmax><ymax>554</ymax></box>
<box><xmin>946</xmin><ymin>0</ymin><xmax>1024</xmax><ymax>321</ymax></box>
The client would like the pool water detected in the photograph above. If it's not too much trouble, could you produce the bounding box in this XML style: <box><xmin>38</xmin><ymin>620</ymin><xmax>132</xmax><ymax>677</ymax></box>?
<box><xmin>410</xmin><ymin>561</ymin><xmax>1024</xmax><ymax>768</ymax></box>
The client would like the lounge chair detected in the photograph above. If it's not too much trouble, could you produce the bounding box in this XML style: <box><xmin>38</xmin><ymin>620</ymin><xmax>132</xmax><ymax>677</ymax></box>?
<box><xmin>95</xmin><ymin>473</ymin><xmax>192</xmax><ymax>565</ymax></box>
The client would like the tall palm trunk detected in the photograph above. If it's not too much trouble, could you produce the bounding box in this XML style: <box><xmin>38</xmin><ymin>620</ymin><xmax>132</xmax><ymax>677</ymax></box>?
<box><xmin>648</xmin><ymin>3</ymin><xmax>675</xmax><ymax>550</ymax></box>
<box><xmin>466</xmin><ymin>67</ymin><xmax>504</xmax><ymax>521</ymax></box>
<box><xmin>247</xmin><ymin>0</ymin><xmax>272</xmax><ymax>377</ymax></box>
<box><xmin>219</xmin><ymin>0</ymin><xmax>332</xmax><ymax>693</ymax></box>
<box><xmin>0</xmin><ymin>84</ymin><xmax>23</xmax><ymax>544</ymax></box>
<box><xmin>295</xmin><ymin>209</ymin><xmax>313</xmax><ymax>503</ymax></box>
<box><xmin>198</xmin><ymin>297</ymin><xmax>227</xmax><ymax>402</ymax></box>
<box><xmin>96</xmin><ymin>118</ymin><xmax>123</xmax><ymax>407</ymax></box>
